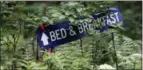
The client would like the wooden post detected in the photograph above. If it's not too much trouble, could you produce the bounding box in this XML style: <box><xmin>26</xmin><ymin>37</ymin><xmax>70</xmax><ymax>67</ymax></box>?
<box><xmin>37</xmin><ymin>2</ymin><xmax>47</xmax><ymax>62</ymax></box>
<box><xmin>12</xmin><ymin>60</ymin><xmax>17</xmax><ymax>70</ymax></box>
<box><xmin>80</xmin><ymin>39</ymin><xmax>83</xmax><ymax>55</ymax></box>
<box><xmin>36</xmin><ymin>39</ymin><xmax>39</xmax><ymax>62</ymax></box>
<box><xmin>111</xmin><ymin>33</ymin><xmax>118</xmax><ymax>70</ymax></box>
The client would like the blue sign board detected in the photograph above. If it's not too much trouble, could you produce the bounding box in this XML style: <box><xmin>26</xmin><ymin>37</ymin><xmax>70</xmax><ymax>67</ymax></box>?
<box><xmin>36</xmin><ymin>21</ymin><xmax>89</xmax><ymax>49</ymax></box>
<box><xmin>36</xmin><ymin>7</ymin><xmax>123</xmax><ymax>49</ymax></box>
<box><xmin>92</xmin><ymin>7</ymin><xmax>123</xmax><ymax>31</ymax></box>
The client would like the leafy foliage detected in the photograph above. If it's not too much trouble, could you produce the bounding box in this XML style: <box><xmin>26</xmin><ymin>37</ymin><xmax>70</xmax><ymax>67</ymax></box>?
<box><xmin>0</xmin><ymin>1</ymin><xmax>141</xmax><ymax>70</ymax></box>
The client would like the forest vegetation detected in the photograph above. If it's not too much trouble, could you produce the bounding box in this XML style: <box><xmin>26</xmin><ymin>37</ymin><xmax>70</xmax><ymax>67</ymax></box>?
<box><xmin>0</xmin><ymin>1</ymin><xmax>142</xmax><ymax>70</ymax></box>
